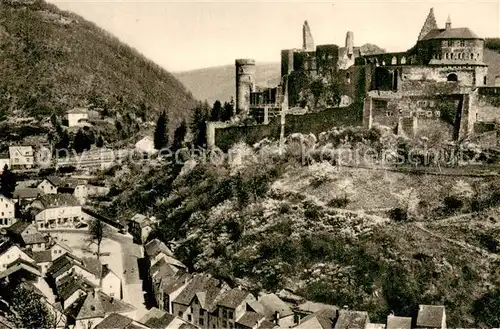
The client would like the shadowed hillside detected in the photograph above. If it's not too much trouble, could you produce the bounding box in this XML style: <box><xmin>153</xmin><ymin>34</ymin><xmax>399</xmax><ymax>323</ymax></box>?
<box><xmin>0</xmin><ymin>0</ymin><xmax>195</xmax><ymax>130</ymax></box>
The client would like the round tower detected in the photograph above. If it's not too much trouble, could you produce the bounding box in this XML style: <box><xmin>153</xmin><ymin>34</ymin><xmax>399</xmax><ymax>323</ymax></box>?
<box><xmin>235</xmin><ymin>59</ymin><xmax>256</xmax><ymax>116</ymax></box>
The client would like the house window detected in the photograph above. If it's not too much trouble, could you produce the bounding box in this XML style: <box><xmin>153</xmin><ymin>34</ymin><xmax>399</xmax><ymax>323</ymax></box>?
<box><xmin>199</xmin><ymin>318</ymin><xmax>204</xmax><ymax>326</ymax></box>
<box><xmin>435</xmin><ymin>111</ymin><xmax>441</xmax><ymax>117</ymax></box>
<box><xmin>178</xmin><ymin>312</ymin><xmax>182</xmax><ymax>317</ymax></box>
<box><xmin>188</xmin><ymin>315</ymin><xmax>192</xmax><ymax>322</ymax></box>
<box><xmin>222</xmin><ymin>320</ymin><xmax>227</xmax><ymax>328</ymax></box>
<box><xmin>200</xmin><ymin>309</ymin><xmax>204</xmax><ymax>316</ymax></box>
<box><xmin>228</xmin><ymin>310</ymin><xmax>233</xmax><ymax>319</ymax></box>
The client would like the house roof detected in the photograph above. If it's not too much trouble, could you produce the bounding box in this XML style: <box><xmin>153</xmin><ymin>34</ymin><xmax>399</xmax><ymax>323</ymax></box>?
<box><xmin>160</xmin><ymin>272</ymin><xmax>192</xmax><ymax>295</ymax></box>
<box><xmin>297</xmin><ymin>308</ymin><xmax>338</xmax><ymax>329</ymax></box>
<box><xmin>100</xmin><ymin>291</ymin><xmax>135</xmax><ymax>314</ymax></box>
<box><xmin>43</xmin><ymin>176</ymin><xmax>65</xmax><ymax>188</ymax></box>
<box><xmin>145</xmin><ymin>239</ymin><xmax>173</xmax><ymax>258</ymax></box>
<box><xmin>333</xmin><ymin>310</ymin><xmax>369</xmax><ymax>329</ymax></box>
<box><xmin>366</xmin><ymin>324</ymin><xmax>386</xmax><ymax>329</ymax></box>
<box><xmin>217</xmin><ymin>288</ymin><xmax>250</xmax><ymax>309</ymax></box>
<box><xmin>236</xmin><ymin>311</ymin><xmax>265</xmax><ymax>328</ymax></box>
<box><xmin>82</xmin><ymin>257</ymin><xmax>103</xmax><ymax>278</ymax></box>
<box><xmin>173</xmin><ymin>274</ymin><xmax>221</xmax><ymax>307</ymax></box>
<box><xmin>150</xmin><ymin>257</ymin><xmax>177</xmax><ymax>281</ymax></box>
<box><xmin>22</xmin><ymin>232</ymin><xmax>47</xmax><ymax>245</ymax></box>
<box><xmin>143</xmin><ymin>313</ymin><xmax>176</xmax><ymax>329</ymax></box>
<box><xmin>139</xmin><ymin>307</ymin><xmax>168</xmax><ymax>325</ymax></box>
<box><xmin>65</xmin><ymin>291</ymin><xmax>105</xmax><ymax>320</ymax></box>
<box><xmin>94</xmin><ymin>313</ymin><xmax>133</xmax><ymax>329</ymax></box>
<box><xmin>296</xmin><ymin>301</ymin><xmax>338</xmax><ymax>314</ymax></box>
<box><xmin>33</xmin><ymin>194</ymin><xmax>81</xmax><ymax>209</ymax></box>
<box><xmin>6</xmin><ymin>220</ymin><xmax>32</xmax><ymax>235</ymax></box>
<box><xmin>48</xmin><ymin>239</ymin><xmax>73</xmax><ymax>253</ymax></box>
<box><xmin>67</xmin><ymin>108</ymin><xmax>88</xmax><ymax>114</ymax></box>
<box><xmin>0</xmin><ymin>259</ymin><xmax>41</xmax><ymax>279</ymax></box>
<box><xmin>258</xmin><ymin>293</ymin><xmax>293</xmax><ymax>319</ymax></box>
<box><xmin>9</xmin><ymin>146</ymin><xmax>33</xmax><ymax>156</ymax></box>
<box><xmin>422</xmin><ymin>27</ymin><xmax>481</xmax><ymax>40</ymax></box>
<box><xmin>386</xmin><ymin>315</ymin><xmax>412</xmax><ymax>329</ymax></box>
<box><xmin>0</xmin><ymin>195</ymin><xmax>14</xmax><ymax>205</ymax></box>
<box><xmin>56</xmin><ymin>274</ymin><xmax>96</xmax><ymax>301</ymax></box>
<box><xmin>32</xmin><ymin>250</ymin><xmax>52</xmax><ymax>263</ymax></box>
<box><xmin>416</xmin><ymin>305</ymin><xmax>445</xmax><ymax>328</ymax></box>
<box><xmin>47</xmin><ymin>253</ymin><xmax>84</xmax><ymax>278</ymax></box>
<box><xmin>13</xmin><ymin>187</ymin><xmax>43</xmax><ymax>200</ymax></box>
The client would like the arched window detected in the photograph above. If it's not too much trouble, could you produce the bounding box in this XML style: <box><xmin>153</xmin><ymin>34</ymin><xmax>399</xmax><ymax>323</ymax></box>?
<box><xmin>391</xmin><ymin>56</ymin><xmax>397</xmax><ymax>65</ymax></box>
<box><xmin>484</xmin><ymin>76</ymin><xmax>487</xmax><ymax>85</ymax></box>
<box><xmin>470</xmin><ymin>53</ymin><xmax>474</xmax><ymax>60</ymax></box>
<box><xmin>401</xmin><ymin>56</ymin><xmax>406</xmax><ymax>64</ymax></box>
<box><xmin>445</xmin><ymin>53</ymin><xmax>449</xmax><ymax>60</ymax></box>
<box><xmin>447</xmin><ymin>73</ymin><xmax>458</xmax><ymax>82</ymax></box>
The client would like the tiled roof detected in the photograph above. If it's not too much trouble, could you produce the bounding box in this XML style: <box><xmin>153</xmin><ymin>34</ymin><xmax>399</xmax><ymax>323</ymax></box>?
<box><xmin>217</xmin><ymin>288</ymin><xmax>250</xmax><ymax>309</ymax></box>
<box><xmin>296</xmin><ymin>301</ymin><xmax>338</xmax><ymax>314</ymax></box>
<box><xmin>416</xmin><ymin>305</ymin><xmax>445</xmax><ymax>328</ymax></box>
<box><xmin>47</xmin><ymin>253</ymin><xmax>84</xmax><ymax>278</ymax></box>
<box><xmin>44</xmin><ymin>176</ymin><xmax>65</xmax><ymax>188</ymax></box>
<box><xmin>34</xmin><ymin>194</ymin><xmax>81</xmax><ymax>209</ymax></box>
<box><xmin>22</xmin><ymin>232</ymin><xmax>47</xmax><ymax>245</ymax></box>
<box><xmin>32</xmin><ymin>250</ymin><xmax>52</xmax><ymax>263</ymax></box>
<box><xmin>0</xmin><ymin>259</ymin><xmax>41</xmax><ymax>279</ymax></box>
<box><xmin>139</xmin><ymin>307</ymin><xmax>168</xmax><ymax>325</ymax></box>
<box><xmin>6</xmin><ymin>220</ymin><xmax>32</xmax><ymax>235</ymax></box>
<box><xmin>386</xmin><ymin>315</ymin><xmax>412</xmax><ymax>329</ymax></box>
<box><xmin>82</xmin><ymin>257</ymin><xmax>103</xmax><ymax>277</ymax></box>
<box><xmin>143</xmin><ymin>313</ymin><xmax>176</xmax><ymax>328</ymax></box>
<box><xmin>173</xmin><ymin>274</ymin><xmax>221</xmax><ymax>306</ymax></box>
<box><xmin>56</xmin><ymin>274</ymin><xmax>96</xmax><ymax>301</ymax></box>
<box><xmin>150</xmin><ymin>258</ymin><xmax>176</xmax><ymax>281</ymax></box>
<box><xmin>333</xmin><ymin>310</ymin><xmax>369</xmax><ymax>329</ymax></box>
<box><xmin>65</xmin><ymin>292</ymin><xmax>105</xmax><ymax>320</ymax></box>
<box><xmin>94</xmin><ymin>313</ymin><xmax>133</xmax><ymax>329</ymax></box>
<box><xmin>257</xmin><ymin>320</ymin><xmax>278</xmax><ymax>329</ymax></box>
<box><xmin>99</xmin><ymin>291</ymin><xmax>136</xmax><ymax>314</ymax></box>
<box><xmin>298</xmin><ymin>309</ymin><xmax>338</xmax><ymax>329</ymax></box>
<box><xmin>48</xmin><ymin>239</ymin><xmax>73</xmax><ymax>253</ymax></box>
<box><xmin>258</xmin><ymin>293</ymin><xmax>293</xmax><ymax>319</ymax></box>
<box><xmin>236</xmin><ymin>311</ymin><xmax>265</xmax><ymax>328</ymax></box>
<box><xmin>13</xmin><ymin>187</ymin><xmax>43</xmax><ymax>200</ymax></box>
<box><xmin>160</xmin><ymin>272</ymin><xmax>192</xmax><ymax>295</ymax></box>
<box><xmin>422</xmin><ymin>27</ymin><xmax>480</xmax><ymax>40</ymax></box>
<box><xmin>145</xmin><ymin>239</ymin><xmax>173</xmax><ymax>258</ymax></box>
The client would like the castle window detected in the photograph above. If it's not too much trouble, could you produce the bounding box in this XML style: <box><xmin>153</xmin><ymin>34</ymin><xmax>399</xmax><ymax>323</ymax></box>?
<box><xmin>386</xmin><ymin>111</ymin><xmax>394</xmax><ymax>117</ymax></box>
<box><xmin>460</xmin><ymin>40</ymin><xmax>465</xmax><ymax>47</ymax></box>
<box><xmin>447</xmin><ymin>73</ymin><xmax>458</xmax><ymax>82</ymax></box>
<box><xmin>401</xmin><ymin>56</ymin><xmax>406</xmax><ymax>64</ymax></box>
<box><xmin>484</xmin><ymin>76</ymin><xmax>487</xmax><ymax>85</ymax></box>
<box><xmin>470</xmin><ymin>53</ymin><xmax>474</xmax><ymax>60</ymax></box>
<box><xmin>445</xmin><ymin>53</ymin><xmax>449</xmax><ymax>60</ymax></box>
<box><xmin>391</xmin><ymin>56</ymin><xmax>397</xmax><ymax>65</ymax></box>
<box><xmin>426</xmin><ymin>111</ymin><xmax>433</xmax><ymax>118</ymax></box>
<box><xmin>477</xmin><ymin>53</ymin><xmax>480</xmax><ymax>60</ymax></box>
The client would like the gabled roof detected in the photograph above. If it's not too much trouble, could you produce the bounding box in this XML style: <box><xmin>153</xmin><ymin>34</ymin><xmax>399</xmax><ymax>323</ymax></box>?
<box><xmin>386</xmin><ymin>315</ymin><xmax>412</xmax><ymax>329</ymax></box>
<box><xmin>21</xmin><ymin>232</ymin><xmax>47</xmax><ymax>245</ymax></box>
<box><xmin>56</xmin><ymin>274</ymin><xmax>96</xmax><ymax>301</ymax></box>
<box><xmin>32</xmin><ymin>250</ymin><xmax>52</xmax><ymax>263</ymax></box>
<box><xmin>48</xmin><ymin>239</ymin><xmax>73</xmax><ymax>253</ymax></box>
<box><xmin>33</xmin><ymin>194</ymin><xmax>81</xmax><ymax>209</ymax></box>
<box><xmin>43</xmin><ymin>176</ymin><xmax>65</xmax><ymax>188</ymax></box>
<box><xmin>173</xmin><ymin>274</ymin><xmax>222</xmax><ymax>307</ymax></box>
<box><xmin>13</xmin><ymin>187</ymin><xmax>43</xmax><ymax>200</ymax></box>
<box><xmin>82</xmin><ymin>257</ymin><xmax>103</xmax><ymax>278</ymax></box>
<box><xmin>296</xmin><ymin>301</ymin><xmax>338</xmax><ymax>314</ymax></box>
<box><xmin>217</xmin><ymin>288</ymin><xmax>250</xmax><ymax>309</ymax></box>
<box><xmin>47</xmin><ymin>253</ymin><xmax>85</xmax><ymax>278</ymax></box>
<box><xmin>139</xmin><ymin>307</ymin><xmax>168</xmax><ymax>325</ymax></box>
<box><xmin>0</xmin><ymin>195</ymin><xmax>14</xmax><ymax>205</ymax></box>
<box><xmin>236</xmin><ymin>311</ymin><xmax>265</xmax><ymax>328</ymax></box>
<box><xmin>8</xmin><ymin>146</ymin><xmax>33</xmax><ymax>156</ymax></box>
<box><xmin>67</xmin><ymin>108</ymin><xmax>88</xmax><ymax>115</ymax></box>
<box><xmin>421</xmin><ymin>27</ymin><xmax>481</xmax><ymax>40</ymax></box>
<box><xmin>150</xmin><ymin>257</ymin><xmax>176</xmax><ymax>281</ymax></box>
<box><xmin>143</xmin><ymin>313</ymin><xmax>176</xmax><ymax>328</ymax></box>
<box><xmin>94</xmin><ymin>313</ymin><xmax>133</xmax><ymax>329</ymax></box>
<box><xmin>6</xmin><ymin>220</ymin><xmax>32</xmax><ymax>235</ymax></box>
<box><xmin>258</xmin><ymin>293</ymin><xmax>293</xmax><ymax>319</ymax></box>
<box><xmin>296</xmin><ymin>308</ymin><xmax>338</xmax><ymax>329</ymax></box>
<box><xmin>416</xmin><ymin>305</ymin><xmax>445</xmax><ymax>328</ymax></box>
<box><xmin>65</xmin><ymin>291</ymin><xmax>105</xmax><ymax>320</ymax></box>
<box><xmin>159</xmin><ymin>272</ymin><xmax>192</xmax><ymax>295</ymax></box>
<box><xmin>145</xmin><ymin>239</ymin><xmax>173</xmax><ymax>258</ymax></box>
<box><xmin>418</xmin><ymin>8</ymin><xmax>438</xmax><ymax>41</ymax></box>
<box><xmin>99</xmin><ymin>291</ymin><xmax>135</xmax><ymax>314</ymax></box>
<box><xmin>0</xmin><ymin>259</ymin><xmax>41</xmax><ymax>279</ymax></box>
<box><xmin>333</xmin><ymin>310</ymin><xmax>369</xmax><ymax>329</ymax></box>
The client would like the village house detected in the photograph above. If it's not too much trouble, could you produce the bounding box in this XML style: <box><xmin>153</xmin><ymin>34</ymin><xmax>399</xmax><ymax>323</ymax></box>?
<box><xmin>32</xmin><ymin>249</ymin><xmax>53</xmax><ymax>275</ymax></box>
<box><xmin>66</xmin><ymin>108</ymin><xmax>89</xmax><ymax>127</ymax></box>
<box><xmin>293</xmin><ymin>308</ymin><xmax>338</xmax><ymax>329</ymax></box>
<box><xmin>46</xmin><ymin>253</ymin><xmax>99</xmax><ymax>287</ymax></box>
<box><xmin>257</xmin><ymin>292</ymin><xmax>295</xmax><ymax>328</ymax></box>
<box><xmin>140</xmin><ymin>307</ymin><xmax>197</xmax><ymax>329</ymax></box>
<box><xmin>153</xmin><ymin>271</ymin><xmax>192</xmax><ymax>314</ymax></box>
<box><xmin>100</xmin><ymin>264</ymin><xmax>122</xmax><ymax>298</ymax></box>
<box><xmin>37</xmin><ymin>176</ymin><xmax>62</xmax><ymax>195</ymax></box>
<box><xmin>333</xmin><ymin>309</ymin><xmax>370</xmax><ymax>329</ymax></box>
<box><xmin>46</xmin><ymin>238</ymin><xmax>73</xmax><ymax>261</ymax></box>
<box><xmin>416</xmin><ymin>305</ymin><xmax>446</xmax><ymax>329</ymax></box>
<box><xmin>30</xmin><ymin>194</ymin><xmax>83</xmax><ymax>230</ymax></box>
<box><xmin>0</xmin><ymin>194</ymin><xmax>15</xmax><ymax>228</ymax></box>
<box><xmin>386</xmin><ymin>314</ymin><xmax>412</xmax><ymax>329</ymax></box>
<box><xmin>6</xmin><ymin>220</ymin><xmax>47</xmax><ymax>251</ymax></box>
<box><xmin>58</xmin><ymin>179</ymin><xmax>89</xmax><ymax>205</ymax></box>
<box><xmin>128</xmin><ymin>213</ymin><xmax>155</xmax><ymax>244</ymax></box>
<box><xmin>171</xmin><ymin>273</ymin><xmax>228</xmax><ymax>328</ymax></box>
<box><xmin>214</xmin><ymin>288</ymin><xmax>267</xmax><ymax>329</ymax></box>
<box><xmin>8</xmin><ymin>146</ymin><xmax>34</xmax><ymax>169</ymax></box>
<box><xmin>145</xmin><ymin>238</ymin><xmax>187</xmax><ymax>272</ymax></box>
<box><xmin>0</xmin><ymin>241</ymin><xmax>35</xmax><ymax>271</ymax></box>
<box><xmin>135</xmin><ymin>136</ymin><xmax>156</xmax><ymax>155</ymax></box>
<box><xmin>12</xmin><ymin>187</ymin><xmax>44</xmax><ymax>206</ymax></box>
<box><xmin>55</xmin><ymin>273</ymin><xmax>97</xmax><ymax>309</ymax></box>
<box><xmin>64</xmin><ymin>288</ymin><xmax>135</xmax><ymax>329</ymax></box>
<box><xmin>0</xmin><ymin>258</ymin><xmax>42</xmax><ymax>285</ymax></box>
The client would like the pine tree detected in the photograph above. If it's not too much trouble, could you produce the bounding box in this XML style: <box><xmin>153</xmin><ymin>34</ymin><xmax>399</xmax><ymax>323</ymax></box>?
<box><xmin>73</xmin><ymin>129</ymin><xmax>86</xmax><ymax>154</ymax></box>
<box><xmin>190</xmin><ymin>102</ymin><xmax>210</xmax><ymax>148</ymax></box>
<box><xmin>211</xmin><ymin>100</ymin><xmax>222</xmax><ymax>121</ymax></box>
<box><xmin>154</xmin><ymin>111</ymin><xmax>168</xmax><ymax>150</ymax></box>
<box><xmin>172</xmin><ymin>119</ymin><xmax>187</xmax><ymax>151</ymax></box>
<box><xmin>0</xmin><ymin>165</ymin><xmax>16</xmax><ymax>198</ymax></box>
<box><xmin>221</xmin><ymin>101</ymin><xmax>234</xmax><ymax>121</ymax></box>
<box><xmin>96</xmin><ymin>135</ymin><xmax>104</xmax><ymax>148</ymax></box>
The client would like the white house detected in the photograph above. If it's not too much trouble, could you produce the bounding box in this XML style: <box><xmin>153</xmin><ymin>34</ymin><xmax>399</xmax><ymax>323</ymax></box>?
<box><xmin>0</xmin><ymin>194</ymin><xmax>15</xmax><ymax>228</ymax></box>
<box><xmin>101</xmin><ymin>265</ymin><xmax>121</xmax><ymax>298</ymax></box>
<box><xmin>9</xmin><ymin>146</ymin><xmax>34</xmax><ymax>169</ymax></box>
<box><xmin>0</xmin><ymin>242</ymin><xmax>35</xmax><ymax>271</ymax></box>
<box><xmin>135</xmin><ymin>136</ymin><xmax>156</xmax><ymax>154</ymax></box>
<box><xmin>66</xmin><ymin>108</ymin><xmax>89</xmax><ymax>127</ymax></box>
<box><xmin>37</xmin><ymin>176</ymin><xmax>63</xmax><ymax>195</ymax></box>
<box><xmin>30</xmin><ymin>194</ymin><xmax>83</xmax><ymax>230</ymax></box>
<box><xmin>47</xmin><ymin>239</ymin><xmax>73</xmax><ymax>261</ymax></box>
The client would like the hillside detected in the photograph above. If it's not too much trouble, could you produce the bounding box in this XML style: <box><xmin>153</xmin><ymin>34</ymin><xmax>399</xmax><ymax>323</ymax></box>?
<box><xmin>0</xmin><ymin>0</ymin><xmax>195</xmax><ymax>133</ymax></box>
<box><xmin>174</xmin><ymin>43</ymin><xmax>386</xmax><ymax>104</ymax></box>
<box><xmin>174</xmin><ymin>63</ymin><xmax>281</xmax><ymax>105</ymax></box>
<box><xmin>96</xmin><ymin>128</ymin><xmax>500</xmax><ymax>327</ymax></box>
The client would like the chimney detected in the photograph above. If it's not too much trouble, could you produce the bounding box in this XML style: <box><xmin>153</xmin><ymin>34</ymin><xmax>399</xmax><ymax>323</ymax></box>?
<box><xmin>274</xmin><ymin>311</ymin><xmax>280</xmax><ymax>325</ymax></box>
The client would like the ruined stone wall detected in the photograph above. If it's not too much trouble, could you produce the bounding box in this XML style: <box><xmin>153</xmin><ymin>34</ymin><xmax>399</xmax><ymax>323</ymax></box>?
<box><xmin>235</xmin><ymin>59</ymin><xmax>256</xmax><ymax>115</ymax></box>
<box><xmin>474</xmin><ymin>87</ymin><xmax>500</xmax><ymax>122</ymax></box>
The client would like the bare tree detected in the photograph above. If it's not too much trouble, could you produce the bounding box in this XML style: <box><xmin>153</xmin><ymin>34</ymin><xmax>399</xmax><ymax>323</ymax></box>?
<box><xmin>88</xmin><ymin>218</ymin><xmax>110</xmax><ymax>260</ymax></box>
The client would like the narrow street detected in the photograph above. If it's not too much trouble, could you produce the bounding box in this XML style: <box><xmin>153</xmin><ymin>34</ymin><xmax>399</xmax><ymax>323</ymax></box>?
<box><xmin>49</xmin><ymin>229</ymin><xmax>148</xmax><ymax>320</ymax></box>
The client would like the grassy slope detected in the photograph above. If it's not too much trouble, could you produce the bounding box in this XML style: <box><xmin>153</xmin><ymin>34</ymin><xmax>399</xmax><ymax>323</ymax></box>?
<box><xmin>0</xmin><ymin>0</ymin><xmax>195</xmax><ymax>129</ymax></box>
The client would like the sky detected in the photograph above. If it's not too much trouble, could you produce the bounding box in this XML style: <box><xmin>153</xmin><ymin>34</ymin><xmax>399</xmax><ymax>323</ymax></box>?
<box><xmin>47</xmin><ymin>0</ymin><xmax>500</xmax><ymax>72</ymax></box>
